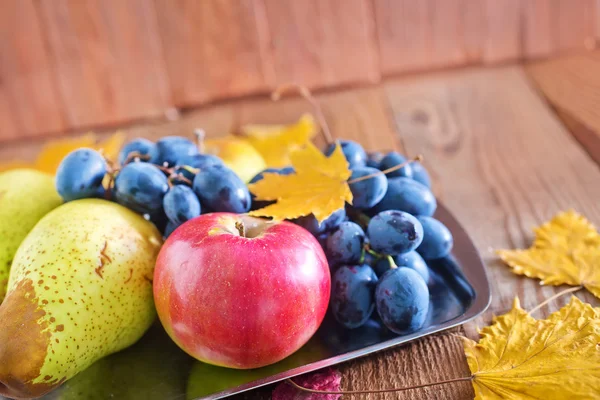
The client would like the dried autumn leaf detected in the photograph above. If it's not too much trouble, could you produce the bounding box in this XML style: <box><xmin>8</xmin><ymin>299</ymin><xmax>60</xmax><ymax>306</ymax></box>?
<box><xmin>497</xmin><ymin>210</ymin><xmax>600</xmax><ymax>298</ymax></box>
<box><xmin>463</xmin><ymin>296</ymin><xmax>600</xmax><ymax>400</ymax></box>
<box><xmin>248</xmin><ymin>142</ymin><xmax>352</xmax><ymax>223</ymax></box>
<box><xmin>242</xmin><ymin>114</ymin><xmax>316</xmax><ymax>168</ymax></box>
<box><xmin>0</xmin><ymin>131</ymin><xmax>125</xmax><ymax>174</ymax></box>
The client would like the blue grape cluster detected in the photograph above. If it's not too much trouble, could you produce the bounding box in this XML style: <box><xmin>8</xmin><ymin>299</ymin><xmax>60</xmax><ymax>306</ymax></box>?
<box><xmin>55</xmin><ymin>135</ymin><xmax>251</xmax><ymax>239</ymax></box>
<box><xmin>315</xmin><ymin>140</ymin><xmax>454</xmax><ymax>335</ymax></box>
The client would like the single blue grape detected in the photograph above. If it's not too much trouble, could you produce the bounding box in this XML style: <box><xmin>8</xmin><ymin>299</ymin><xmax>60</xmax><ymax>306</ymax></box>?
<box><xmin>349</xmin><ymin>167</ymin><xmax>388</xmax><ymax>209</ymax></box>
<box><xmin>366</xmin><ymin>151</ymin><xmax>384</xmax><ymax>169</ymax></box>
<box><xmin>326</xmin><ymin>221</ymin><xmax>365</xmax><ymax>265</ymax></box>
<box><xmin>193</xmin><ymin>165</ymin><xmax>251</xmax><ymax>213</ymax></box>
<box><xmin>416</xmin><ymin>216</ymin><xmax>454</xmax><ymax>260</ymax></box>
<box><xmin>163</xmin><ymin>221</ymin><xmax>178</xmax><ymax>239</ymax></box>
<box><xmin>151</xmin><ymin>136</ymin><xmax>199</xmax><ymax>167</ymax></box>
<box><xmin>368</xmin><ymin>210</ymin><xmax>424</xmax><ymax>255</ymax></box>
<box><xmin>56</xmin><ymin>148</ymin><xmax>107</xmax><ymax>201</ymax></box>
<box><xmin>114</xmin><ymin>162</ymin><xmax>169</xmax><ymax>214</ymax></box>
<box><xmin>163</xmin><ymin>185</ymin><xmax>202</xmax><ymax>225</ymax></box>
<box><xmin>294</xmin><ymin>208</ymin><xmax>346</xmax><ymax>236</ymax></box>
<box><xmin>173</xmin><ymin>153</ymin><xmax>225</xmax><ymax>184</ymax></box>
<box><xmin>331</xmin><ymin>264</ymin><xmax>378</xmax><ymax>329</ymax></box>
<box><xmin>379</xmin><ymin>152</ymin><xmax>413</xmax><ymax>178</ymax></box>
<box><xmin>118</xmin><ymin>138</ymin><xmax>156</xmax><ymax>165</ymax></box>
<box><xmin>411</xmin><ymin>162</ymin><xmax>431</xmax><ymax>188</ymax></box>
<box><xmin>373</xmin><ymin>251</ymin><xmax>429</xmax><ymax>282</ymax></box>
<box><xmin>372</xmin><ymin>177</ymin><xmax>437</xmax><ymax>217</ymax></box>
<box><xmin>376</xmin><ymin>267</ymin><xmax>429</xmax><ymax>334</ymax></box>
<box><xmin>325</xmin><ymin>140</ymin><xmax>367</xmax><ymax>168</ymax></box>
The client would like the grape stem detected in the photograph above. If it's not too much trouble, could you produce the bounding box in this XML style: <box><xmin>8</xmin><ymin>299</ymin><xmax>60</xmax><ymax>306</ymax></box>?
<box><xmin>348</xmin><ymin>155</ymin><xmax>423</xmax><ymax>184</ymax></box>
<box><xmin>123</xmin><ymin>151</ymin><xmax>150</xmax><ymax>166</ymax></box>
<box><xmin>286</xmin><ymin>375</ymin><xmax>473</xmax><ymax>396</ymax></box>
<box><xmin>271</xmin><ymin>83</ymin><xmax>334</xmax><ymax>145</ymax></box>
<box><xmin>387</xmin><ymin>255</ymin><xmax>398</xmax><ymax>269</ymax></box>
<box><xmin>194</xmin><ymin>129</ymin><xmax>206</xmax><ymax>154</ymax></box>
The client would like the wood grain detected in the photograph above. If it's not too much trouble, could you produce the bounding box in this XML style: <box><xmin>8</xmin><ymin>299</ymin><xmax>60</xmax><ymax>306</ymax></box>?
<box><xmin>263</xmin><ymin>0</ymin><xmax>380</xmax><ymax>88</ymax></box>
<box><xmin>526</xmin><ymin>51</ymin><xmax>600</xmax><ymax>163</ymax></box>
<box><xmin>37</xmin><ymin>0</ymin><xmax>171</xmax><ymax>129</ymax></box>
<box><xmin>154</xmin><ymin>0</ymin><xmax>274</xmax><ymax>107</ymax></box>
<box><xmin>385</xmin><ymin>66</ymin><xmax>600</xmax><ymax>338</ymax></box>
<box><xmin>0</xmin><ymin>0</ymin><xmax>66</xmax><ymax>139</ymax></box>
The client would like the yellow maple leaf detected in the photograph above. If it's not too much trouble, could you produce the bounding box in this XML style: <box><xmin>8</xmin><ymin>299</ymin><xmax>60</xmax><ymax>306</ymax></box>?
<box><xmin>463</xmin><ymin>296</ymin><xmax>600</xmax><ymax>399</ymax></box>
<box><xmin>242</xmin><ymin>114</ymin><xmax>316</xmax><ymax>168</ymax></box>
<box><xmin>248</xmin><ymin>142</ymin><xmax>352</xmax><ymax>223</ymax></box>
<box><xmin>0</xmin><ymin>132</ymin><xmax>125</xmax><ymax>174</ymax></box>
<box><xmin>497</xmin><ymin>210</ymin><xmax>600</xmax><ymax>298</ymax></box>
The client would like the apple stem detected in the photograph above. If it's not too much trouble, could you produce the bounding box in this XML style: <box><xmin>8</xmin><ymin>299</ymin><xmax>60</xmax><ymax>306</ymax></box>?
<box><xmin>194</xmin><ymin>129</ymin><xmax>206</xmax><ymax>154</ymax></box>
<box><xmin>286</xmin><ymin>375</ymin><xmax>473</xmax><ymax>395</ymax></box>
<box><xmin>271</xmin><ymin>83</ymin><xmax>334</xmax><ymax>145</ymax></box>
<box><xmin>235</xmin><ymin>221</ymin><xmax>246</xmax><ymax>237</ymax></box>
<box><xmin>348</xmin><ymin>155</ymin><xmax>423</xmax><ymax>184</ymax></box>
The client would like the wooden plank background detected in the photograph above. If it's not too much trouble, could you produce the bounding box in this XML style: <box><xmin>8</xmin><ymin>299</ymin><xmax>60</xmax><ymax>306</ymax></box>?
<box><xmin>1</xmin><ymin>0</ymin><xmax>599</xmax><ymax>141</ymax></box>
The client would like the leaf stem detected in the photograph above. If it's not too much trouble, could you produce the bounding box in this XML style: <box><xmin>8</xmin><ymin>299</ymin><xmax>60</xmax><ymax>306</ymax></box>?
<box><xmin>271</xmin><ymin>84</ymin><xmax>334</xmax><ymax>145</ymax></box>
<box><xmin>286</xmin><ymin>375</ymin><xmax>473</xmax><ymax>396</ymax></box>
<box><xmin>348</xmin><ymin>155</ymin><xmax>423</xmax><ymax>184</ymax></box>
<box><xmin>527</xmin><ymin>286</ymin><xmax>583</xmax><ymax>315</ymax></box>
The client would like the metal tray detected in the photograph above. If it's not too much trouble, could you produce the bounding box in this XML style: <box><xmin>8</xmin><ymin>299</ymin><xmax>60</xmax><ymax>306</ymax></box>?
<box><xmin>36</xmin><ymin>203</ymin><xmax>490</xmax><ymax>400</ymax></box>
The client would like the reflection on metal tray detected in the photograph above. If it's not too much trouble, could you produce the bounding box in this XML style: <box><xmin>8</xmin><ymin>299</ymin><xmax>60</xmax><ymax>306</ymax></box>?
<box><xmin>32</xmin><ymin>203</ymin><xmax>490</xmax><ymax>400</ymax></box>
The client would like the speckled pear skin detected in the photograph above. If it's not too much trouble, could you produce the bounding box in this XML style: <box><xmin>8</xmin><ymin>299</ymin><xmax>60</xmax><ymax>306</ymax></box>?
<box><xmin>0</xmin><ymin>169</ymin><xmax>62</xmax><ymax>303</ymax></box>
<box><xmin>0</xmin><ymin>199</ymin><xmax>163</xmax><ymax>399</ymax></box>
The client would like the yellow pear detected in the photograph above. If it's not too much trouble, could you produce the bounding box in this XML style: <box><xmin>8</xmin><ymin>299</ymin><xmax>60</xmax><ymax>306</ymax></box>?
<box><xmin>0</xmin><ymin>169</ymin><xmax>62</xmax><ymax>302</ymax></box>
<box><xmin>204</xmin><ymin>137</ymin><xmax>266</xmax><ymax>183</ymax></box>
<box><xmin>0</xmin><ymin>199</ymin><xmax>162</xmax><ymax>398</ymax></box>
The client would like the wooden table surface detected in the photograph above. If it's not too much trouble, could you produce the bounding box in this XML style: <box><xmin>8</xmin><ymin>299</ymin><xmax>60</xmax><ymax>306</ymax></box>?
<box><xmin>2</xmin><ymin>52</ymin><xmax>600</xmax><ymax>399</ymax></box>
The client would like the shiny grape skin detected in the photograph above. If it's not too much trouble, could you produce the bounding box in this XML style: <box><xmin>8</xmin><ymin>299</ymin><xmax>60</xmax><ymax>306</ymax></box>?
<box><xmin>372</xmin><ymin>177</ymin><xmax>437</xmax><ymax>217</ymax></box>
<box><xmin>151</xmin><ymin>136</ymin><xmax>199</xmax><ymax>167</ymax></box>
<box><xmin>416</xmin><ymin>216</ymin><xmax>454</xmax><ymax>260</ymax></box>
<box><xmin>410</xmin><ymin>162</ymin><xmax>431</xmax><ymax>188</ymax></box>
<box><xmin>55</xmin><ymin>148</ymin><xmax>107</xmax><ymax>202</ymax></box>
<box><xmin>326</xmin><ymin>221</ymin><xmax>365</xmax><ymax>265</ymax></box>
<box><xmin>294</xmin><ymin>208</ymin><xmax>346</xmax><ymax>236</ymax></box>
<box><xmin>173</xmin><ymin>154</ymin><xmax>225</xmax><ymax>184</ymax></box>
<box><xmin>373</xmin><ymin>251</ymin><xmax>430</xmax><ymax>282</ymax></box>
<box><xmin>118</xmin><ymin>138</ymin><xmax>156</xmax><ymax>165</ymax></box>
<box><xmin>163</xmin><ymin>185</ymin><xmax>202</xmax><ymax>225</ymax></box>
<box><xmin>368</xmin><ymin>210</ymin><xmax>424</xmax><ymax>255</ymax></box>
<box><xmin>366</xmin><ymin>151</ymin><xmax>384</xmax><ymax>169</ymax></box>
<box><xmin>114</xmin><ymin>162</ymin><xmax>169</xmax><ymax>214</ymax></box>
<box><xmin>331</xmin><ymin>264</ymin><xmax>378</xmax><ymax>329</ymax></box>
<box><xmin>192</xmin><ymin>165</ymin><xmax>251</xmax><ymax>213</ymax></box>
<box><xmin>379</xmin><ymin>152</ymin><xmax>413</xmax><ymax>179</ymax></box>
<box><xmin>325</xmin><ymin>140</ymin><xmax>367</xmax><ymax>168</ymax></box>
<box><xmin>349</xmin><ymin>167</ymin><xmax>388</xmax><ymax>209</ymax></box>
<box><xmin>375</xmin><ymin>267</ymin><xmax>429</xmax><ymax>334</ymax></box>
<box><xmin>163</xmin><ymin>221</ymin><xmax>178</xmax><ymax>239</ymax></box>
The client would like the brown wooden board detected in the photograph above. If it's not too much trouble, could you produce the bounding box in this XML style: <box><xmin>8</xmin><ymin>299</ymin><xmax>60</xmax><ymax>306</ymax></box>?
<box><xmin>0</xmin><ymin>0</ymin><xmax>67</xmax><ymax>139</ymax></box>
<box><xmin>37</xmin><ymin>0</ymin><xmax>172</xmax><ymax>129</ymax></box>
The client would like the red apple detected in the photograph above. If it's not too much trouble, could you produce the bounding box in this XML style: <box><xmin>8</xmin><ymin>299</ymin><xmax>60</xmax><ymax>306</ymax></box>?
<box><xmin>153</xmin><ymin>213</ymin><xmax>330</xmax><ymax>369</ymax></box>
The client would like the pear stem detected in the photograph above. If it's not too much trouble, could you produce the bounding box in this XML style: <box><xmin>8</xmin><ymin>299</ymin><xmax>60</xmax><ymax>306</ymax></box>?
<box><xmin>271</xmin><ymin>83</ymin><xmax>334</xmax><ymax>145</ymax></box>
<box><xmin>194</xmin><ymin>129</ymin><xmax>206</xmax><ymax>154</ymax></box>
<box><xmin>235</xmin><ymin>221</ymin><xmax>246</xmax><ymax>237</ymax></box>
<box><xmin>528</xmin><ymin>286</ymin><xmax>583</xmax><ymax>315</ymax></box>
<box><xmin>348</xmin><ymin>155</ymin><xmax>423</xmax><ymax>184</ymax></box>
<box><xmin>286</xmin><ymin>375</ymin><xmax>473</xmax><ymax>396</ymax></box>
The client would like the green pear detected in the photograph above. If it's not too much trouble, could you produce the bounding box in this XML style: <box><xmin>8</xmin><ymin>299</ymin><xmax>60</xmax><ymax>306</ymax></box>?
<box><xmin>0</xmin><ymin>199</ymin><xmax>162</xmax><ymax>399</ymax></box>
<box><xmin>0</xmin><ymin>169</ymin><xmax>62</xmax><ymax>302</ymax></box>
<box><xmin>50</xmin><ymin>323</ymin><xmax>193</xmax><ymax>400</ymax></box>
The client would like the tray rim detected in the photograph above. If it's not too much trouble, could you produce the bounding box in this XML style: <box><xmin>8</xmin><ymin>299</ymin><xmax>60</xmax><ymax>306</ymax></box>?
<box><xmin>200</xmin><ymin>203</ymin><xmax>492</xmax><ymax>400</ymax></box>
